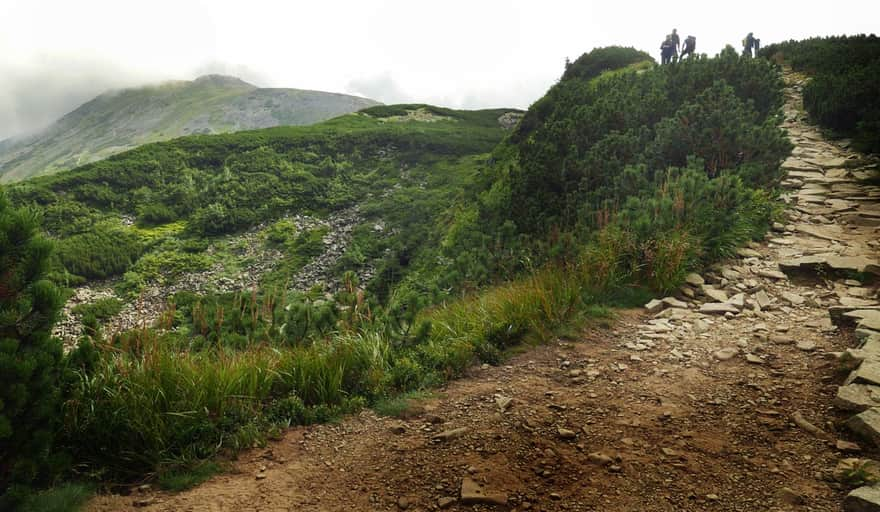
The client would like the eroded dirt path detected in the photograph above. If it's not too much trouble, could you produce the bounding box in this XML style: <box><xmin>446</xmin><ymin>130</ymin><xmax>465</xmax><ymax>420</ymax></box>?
<box><xmin>86</xmin><ymin>71</ymin><xmax>880</xmax><ymax>512</ymax></box>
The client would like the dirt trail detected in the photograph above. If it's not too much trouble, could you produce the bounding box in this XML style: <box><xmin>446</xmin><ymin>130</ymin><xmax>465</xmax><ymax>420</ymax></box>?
<box><xmin>86</xmin><ymin>71</ymin><xmax>880</xmax><ymax>512</ymax></box>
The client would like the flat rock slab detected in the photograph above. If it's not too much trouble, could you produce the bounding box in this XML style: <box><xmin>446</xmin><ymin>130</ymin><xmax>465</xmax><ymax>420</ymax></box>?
<box><xmin>701</xmin><ymin>285</ymin><xmax>728</xmax><ymax>303</ymax></box>
<box><xmin>795</xmin><ymin>223</ymin><xmax>844</xmax><ymax>242</ymax></box>
<box><xmin>833</xmin><ymin>306</ymin><xmax>880</xmax><ymax>326</ymax></box>
<box><xmin>836</xmin><ymin>384</ymin><xmax>880</xmax><ymax>412</ymax></box>
<box><xmin>845</xmin><ymin>485</ymin><xmax>880</xmax><ymax>512</ymax></box>
<box><xmin>780</xmin><ymin>255</ymin><xmax>880</xmax><ymax>276</ymax></box>
<box><xmin>460</xmin><ymin>477</ymin><xmax>507</xmax><ymax>506</ymax></box>
<box><xmin>699</xmin><ymin>303</ymin><xmax>739</xmax><ymax>315</ymax></box>
<box><xmin>685</xmin><ymin>273</ymin><xmax>705</xmax><ymax>286</ymax></box>
<box><xmin>806</xmin><ymin>155</ymin><xmax>849</xmax><ymax>168</ymax></box>
<box><xmin>782</xmin><ymin>157</ymin><xmax>821</xmax><ymax>171</ymax></box>
<box><xmin>758</xmin><ymin>269</ymin><xmax>788</xmax><ymax>280</ymax></box>
<box><xmin>847</xmin><ymin>408</ymin><xmax>880</xmax><ymax>447</ymax></box>
<box><xmin>847</xmin><ymin>361</ymin><xmax>880</xmax><ymax>387</ymax></box>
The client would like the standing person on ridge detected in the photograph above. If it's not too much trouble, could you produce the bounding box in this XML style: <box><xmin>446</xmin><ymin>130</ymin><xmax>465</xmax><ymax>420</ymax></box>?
<box><xmin>742</xmin><ymin>32</ymin><xmax>757</xmax><ymax>57</ymax></box>
<box><xmin>669</xmin><ymin>29</ymin><xmax>681</xmax><ymax>63</ymax></box>
<box><xmin>660</xmin><ymin>36</ymin><xmax>674</xmax><ymax>65</ymax></box>
<box><xmin>681</xmin><ymin>35</ymin><xmax>696</xmax><ymax>60</ymax></box>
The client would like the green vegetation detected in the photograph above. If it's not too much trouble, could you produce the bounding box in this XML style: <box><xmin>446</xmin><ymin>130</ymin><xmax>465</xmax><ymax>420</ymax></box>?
<box><xmin>0</xmin><ymin>191</ymin><xmax>66</xmax><ymax>508</ymax></box>
<box><xmin>18</xmin><ymin>483</ymin><xmax>94</xmax><ymax>512</ymax></box>
<box><xmin>2</xmin><ymin>44</ymin><xmax>797</xmax><ymax>502</ymax></box>
<box><xmin>760</xmin><ymin>34</ymin><xmax>880</xmax><ymax>153</ymax></box>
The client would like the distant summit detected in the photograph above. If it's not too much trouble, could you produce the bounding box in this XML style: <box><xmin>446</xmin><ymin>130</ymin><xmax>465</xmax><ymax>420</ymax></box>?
<box><xmin>0</xmin><ymin>76</ymin><xmax>380</xmax><ymax>182</ymax></box>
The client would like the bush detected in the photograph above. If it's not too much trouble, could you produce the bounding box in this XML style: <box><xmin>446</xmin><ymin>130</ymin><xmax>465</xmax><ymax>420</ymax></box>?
<box><xmin>55</xmin><ymin>224</ymin><xmax>143</xmax><ymax>279</ymax></box>
<box><xmin>0</xmin><ymin>190</ymin><xmax>65</xmax><ymax>506</ymax></box>
<box><xmin>761</xmin><ymin>34</ymin><xmax>880</xmax><ymax>152</ymax></box>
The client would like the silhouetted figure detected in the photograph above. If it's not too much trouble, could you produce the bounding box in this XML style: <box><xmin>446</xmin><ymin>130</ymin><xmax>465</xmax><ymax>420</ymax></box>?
<box><xmin>754</xmin><ymin>38</ymin><xmax>761</xmax><ymax>56</ymax></box>
<box><xmin>742</xmin><ymin>32</ymin><xmax>757</xmax><ymax>57</ymax></box>
<box><xmin>660</xmin><ymin>36</ymin><xmax>674</xmax><ymax>65</ymax></box>
<box><xmin>681</xmin><ymin>35</ymin><xmax>696</xmax><ymax>59</ymax></box>
<box><xmin>669</xmin><ymin>29</ymin><xmax>681</xmax><ymax>63</ymax></box>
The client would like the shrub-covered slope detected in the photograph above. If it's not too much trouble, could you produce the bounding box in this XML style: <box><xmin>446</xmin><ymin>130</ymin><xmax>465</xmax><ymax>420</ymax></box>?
<box><xmin>9</xmin><ymin>104</ymin><xmax>519</xmax><ymax>306</ymax></box>
<box><xmin>760</xmin><ymin>34</ymin><xmax>880</xmax><ymax>153</ymax></box>
<box><xmin>1</xmin><ymin>45</ymin><xmax>794</xmax><ymax>498</ymax></box>
<box><xmin>0</xmin><ymin>75</ymin><xmax>380</xmax><ymax>182</ymax></box>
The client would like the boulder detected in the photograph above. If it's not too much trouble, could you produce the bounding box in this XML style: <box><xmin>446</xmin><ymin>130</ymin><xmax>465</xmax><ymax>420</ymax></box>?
<box><xmin>836</xmin><ymin>385</ymin><xmax>880</xmax><ymax>412</ymax></box>
<box><xmin>847</xmin><ymin>408</ymin><xmax>880</xmax><ymax>447</ymax></box>
<box><xmin>844</xmin><ymin>485</ymin><xmax>880</xmax><ymax>512</ymax></box>
<box><xmin>847</xmin><ymin>361</ymin><xmax>880</xmax><ymax>387</ymax></box>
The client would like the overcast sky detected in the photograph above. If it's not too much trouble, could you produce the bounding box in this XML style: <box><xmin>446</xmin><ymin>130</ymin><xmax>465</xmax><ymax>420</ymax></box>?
<box><xmin>1</xmin><ymin>0</ymin><xmax>877</xmax><ymax>140</ymax></box>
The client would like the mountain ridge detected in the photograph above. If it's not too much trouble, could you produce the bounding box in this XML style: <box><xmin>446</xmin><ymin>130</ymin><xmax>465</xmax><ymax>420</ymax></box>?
<box><xmin>0</xmin><ymin>74</ymin><xmax>380</xmax><ymax>182</ymax></box>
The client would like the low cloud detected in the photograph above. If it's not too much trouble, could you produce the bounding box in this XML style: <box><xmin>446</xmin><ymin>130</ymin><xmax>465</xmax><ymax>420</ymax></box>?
<box><xmin>345</xmin><ymin>72</ymin><xmax>412</xmax><ymax>105</ymax></box>
<box><xmin>0</xmin><ymin>55</ymin><xmax>153</xmax><ymax>140</ymax></box>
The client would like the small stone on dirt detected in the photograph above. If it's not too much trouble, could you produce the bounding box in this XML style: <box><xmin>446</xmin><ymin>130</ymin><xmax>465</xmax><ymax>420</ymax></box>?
<box><xmin>438</xmin><ymin>496</ymin><xmax>456</xmax><ymax>509</ymax></box>
<box><xmin>432</xmin><ymin>427</ymin><xmax>469</xmax><ymax>442</ymax></box>
<box><xmin>558</xmin><ymin>427</ymin><xmax>577</xmax><ymax>440</ymax></box>
<box><xmin>778</xmin><ymin>487</ymin><xmax>806</xmax><ymax>505</ymax></box>
<box><xmin>746</xmin><ymin>354</ymin><xmax>764</xmax><ymax>364</ymax></box>
<box><xmin>837</xmin><ymin>439</ymin><xmax>863</xmax><ymax>452</ymax></box>
<box><xmin>714</xmin><ymin>347</ymin><xmax>739</xmax><ymax>361</ymax></box>
<box><xmin>796</xmin><ymin>339</ymin><xmax>817</xmax><ymax>351</ymax></box>
<box><xmin>459</xmin><ymin>477</ymin><xmax>507</xmax><ymax>506</ymax></box>
<box><xmin>686</xmin><ymin>273</ymin><xmax>705</xmax><ymax>286</ymax></box>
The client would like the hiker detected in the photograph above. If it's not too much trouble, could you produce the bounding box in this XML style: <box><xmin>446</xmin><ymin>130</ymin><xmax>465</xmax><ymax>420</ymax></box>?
<box><xmin>754</xmin><ymin>38</ymin><xmax>761</xmax><ymax>56</ymax></box>
<box><xmin>681</xmin><ymin>35</ymin><xmax>696</xmax><ymax>59</ymax></box>
<box><xmin>669</xmin><ymin>29</ymin><xmax>681</xmax><ymax>63</ymax></box>
<box><xmin>742</xmin><ymin>32</ymin><xmax>757</xmax><ymax>57</ymax></box>
<box><xmin>660</xmin><ymin>36</ymin><xmax>674</xmax><ymax>65</ymax></box>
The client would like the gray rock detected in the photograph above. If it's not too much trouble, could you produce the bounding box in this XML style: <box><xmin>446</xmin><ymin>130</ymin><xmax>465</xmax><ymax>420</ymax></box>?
<box><xmin>645</xmin><ymin>299</ymin><xmax>665</xmax><ymax>313</ymax></box>
<box><xmin>736</xmin><ymin>248</ymin><xmax>762</xmax><ymax>258</ymax></box>
<box><xmin>796</xmin><ymin>339</ymin><xmax>817</xmax><ymax>351</ymax></box>
<box><xmin>685</xmin><ymin>273</ymin><xmax>705</xmax><ymax>286</ymax></box>
<box><xmin>847</xmin><ymin>408</ymin><xmax>880</xmax><ymax>447</ymax></box>
<box><xmin>754</xmin><ymin>290</ymin><xmax>773</xmax><ymax>310</ymax></box>
<box><xmin>847</xmin><ymin>361</ymin><xmax>880</xmax><ymax>387</ymax></box>
<box><xmin>714</xmin><ymin>347</ymin><xmax>739</xmax><ymax>361</ymax></box>
<box><xmin>836</xmin><ymin>385</ymin><xmax>880</xmax><ymax>412</ymax></box>
<box><xmin>780</xmin><ymin>291</ymin><xmax>806</xmax><ymax>306</ymax></box>
<box><xmin>700</xmin><ymin>302</ymin><xmax>739</xmax><ymax>315</ymax></box>
<box><xmin>746</xmin><ymin>353</ymin><xmax>764</xmax><ymax>364</ymax></box>
<box><xmin>758</xmin><ymin>269</ymin><xmax>788</xmax><ymax>280</ymax></box>
<box><xmin>844</xmin><ymin>485</ymin><xmax>880</xmax><ymax>512</ymax></box>
<box><xmin>661</xmin><ymin>297</ymin><xmax>688</xmax><ymax>309</ymax></box>
<box><xmin>701</xmin><ymin>285</ymin><xmax>729</xmax><ymax>303</ymax></box>
<box><xmin>432</xmin><ymin>427</ymin><xmax>469</xmax><ymax>442</ymax></box>
<box><xmin>727</xmin><ymin>293</ymin><xmax>746</xmax><ymax>310</ymax></box>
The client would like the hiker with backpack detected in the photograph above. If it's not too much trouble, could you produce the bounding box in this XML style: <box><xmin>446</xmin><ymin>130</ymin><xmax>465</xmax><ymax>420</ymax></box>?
<box><xmin>660</xmin><ymin>36</ymin><xmax>674</xmax><ymax>65</ymax></box>
<box><xmin>681</xmin><ymin>35</ymin><xmax>696</xmax><ymax>60</ymax></box>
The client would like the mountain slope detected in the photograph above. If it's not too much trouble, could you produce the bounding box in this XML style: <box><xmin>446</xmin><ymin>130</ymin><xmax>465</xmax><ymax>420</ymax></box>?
<box><xmin>0</xmin><ymin>74</ymin><xmax>380</xmax><ymax>182</ymax></box>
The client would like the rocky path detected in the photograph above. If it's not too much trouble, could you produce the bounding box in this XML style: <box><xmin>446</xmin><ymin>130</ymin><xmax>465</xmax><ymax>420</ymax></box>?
<box><xmin>86</xmin><ymin>71</ymin><xmax>879</xmax><ymax>511</ymax></box>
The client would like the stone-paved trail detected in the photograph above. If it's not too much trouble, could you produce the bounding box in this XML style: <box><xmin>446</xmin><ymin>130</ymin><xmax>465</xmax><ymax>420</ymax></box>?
<box><xmin>86</xmin><ymin>71</ymin><xmax>879</xmax><ymax>512</ymax></box>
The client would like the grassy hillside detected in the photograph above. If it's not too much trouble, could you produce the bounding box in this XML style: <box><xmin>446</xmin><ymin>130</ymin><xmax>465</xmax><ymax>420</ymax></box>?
<box><xmin>0</xmin><ymin>75</ymin><xmax>380</xmax><ymax>182</ymax></box>
<box><xmin>760</xmin><ymin>34</ymin><xmax>880</xmax><ymax>153</ymax></box>
<box><xmin>2</xmin><ymin>45</ymin><xmax>794</xmax><ymax>506</ymax></box>
<box><xmin>9</xmin><ymin>104</ymin><xmax>519</xmax><ymax>310</ymax></box>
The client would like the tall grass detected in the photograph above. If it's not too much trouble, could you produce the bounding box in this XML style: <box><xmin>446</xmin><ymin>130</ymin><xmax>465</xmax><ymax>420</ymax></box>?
<box><xmin>62</xmin><ymin>259</ymin><xmax>608</xmax><ymax>481</ymax></box>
